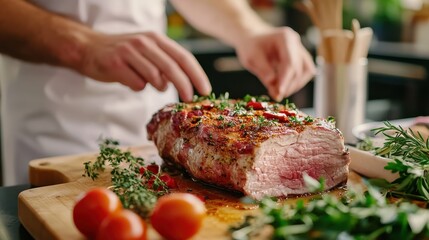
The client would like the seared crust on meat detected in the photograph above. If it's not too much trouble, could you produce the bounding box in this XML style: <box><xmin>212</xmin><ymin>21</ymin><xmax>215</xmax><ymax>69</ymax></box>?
<box><xmin>147</xmin><ymin>96</ymin><xmax>350</xmax><ymax>199</ymax></box>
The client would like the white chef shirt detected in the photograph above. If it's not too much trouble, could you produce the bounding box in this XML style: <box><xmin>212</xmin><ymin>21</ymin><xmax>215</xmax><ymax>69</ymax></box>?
<box><xmin>0</xmin><ymin>0</ymin><xmax>178</xmax><ymax>185</ymax></box>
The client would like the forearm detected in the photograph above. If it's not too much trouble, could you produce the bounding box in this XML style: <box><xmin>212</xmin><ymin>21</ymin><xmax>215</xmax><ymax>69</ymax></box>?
<box><xmin>0</xmin><ymin>0</ymin><xmax>99</xmax><ymax>70</ymax></box>
<box><xmin>170</xmin><ymin>0</ymin><xmax>272</xmax><ymax>47</ymax></box>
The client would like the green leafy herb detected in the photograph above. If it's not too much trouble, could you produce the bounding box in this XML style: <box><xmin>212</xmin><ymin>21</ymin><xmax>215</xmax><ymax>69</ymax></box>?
<box><xmin>193</xmin><ymin>95</ymin><xmax>202</xmax><ymax>102</ymax></box>
<box><xmin>227</xmin><ymin>121</ymin><xmax>236</xmax><ymax>128</ymax></box>
<box><xmin>243</xmin><ymin>94</ymin><xmax>254</xmax><ymax>103</ymax></box>
<box><xmin>272</xmin><ymin>103</ymin><xmax>281</xmax><ymax>111</ymax></box>
<box><xmin>208</xmin><ymin>92</ymin><xmax>217</xmax><ymax>101</ymax></box>
<box><xmin>304</xmin><ymin>116</ymin><xmax>314</xmax><ymax>124</ymax></box>
<box><xmin>218</xmin><ymin>119</ymin><xmax>236</xmax><ymax>129</ymax></box>
<box><xmin>327</xmin><ymin>116</ymin><xmax>336</xmax><ymax>124</ymax></box>
<box><xmin>217</xmin><ymin>101</ymin><xmax>230</xmax><ymax>110</ymax></box>
<box><xmin>219</xmin><ymin>92</ymin><xmax>230</xmax><ymax>100</ymax></box>
<box><xmin>288</xmin><ymin>115</ymin><xmax>302</xmax><ymax>125</ymax></box>
<box><xmin>83</xmin><ymin>139</ymin><xmax>169</xmax><ymax>217</ymax></box>
<box><xmin>254</xmin><ymin>115</ymin><xmax>274</xmax><ymax>128</ymax></box>
<box><xmin>284</xmin><ymin>99</ymin><xmax>297</xmax><ymax>110</ymax></box>
<box><xmin>231</xmin><ymin>178</ymin><xmax>429</xmax><ymax>240</ymax></box>
<box><xmin>357</xmin><ymin>137</ymin><xmax>376</xmax><ymax>151</ymax></box>
<box><xmin>192</xmin><ymin>92</ymin><xmax>217</xmax><ymax>102</ymax></box>
<box><xmin>243</xmin><ymin>94</ymin><xmax>270</xmax><ymax>103</ymax></box>
<box><xmin>193</xmin><ymin>92</ymin><xmax>230</xmax><ymax>103</ymax></box>
<box><xmin>173</xmin><ymin>103</ymin><xmax>186</xmax><ymax>113</ymax></box>
<box><xmin>233</xmin><ymin>102</ymin><xmax>248</xmax><ymax>116</ymax></box>
<box><xmin>368</xmin><ymin>121</ymin><xmax>429</xmax><ymax>201</ymax></box>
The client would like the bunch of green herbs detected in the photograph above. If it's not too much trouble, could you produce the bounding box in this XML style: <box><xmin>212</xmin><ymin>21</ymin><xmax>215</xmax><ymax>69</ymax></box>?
<box><xmin>231</xmin><ymin>175</ymin><xmax>429</xmax><ymax>240</ymax></box>
<box><xmin>360</xmin><ymin>121</ymin><xmax>429</xmax><ymax>201</ymax></box>
<box><xmin>83</xmin><ymin>139</ymin><xmax>168</xmax><ymax>217</ymax></box>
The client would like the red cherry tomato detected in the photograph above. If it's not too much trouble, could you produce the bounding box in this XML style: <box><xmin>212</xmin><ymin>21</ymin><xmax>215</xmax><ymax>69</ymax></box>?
<box><xmin>140</xmin><ymin>164</ymin><xmax>160</xmax><ymax>175</ymax></box>
<box><xmin>73</xmin><ymin>188</ymin><xmax>122</xmax><ymax>239</ymax></box>
<box><xmin>150</xmin><ymin>193</ymin><xmax>206</xmax><ymax>240</ymax></box>
<box><xmin>96</xmin><ymin>209</ymin><xmax>147</xmax><ymax>240</ymax></box>
<box><xmin>159</xmin><ymin>174</ymin><xmax>177</xmax><ymax>189</ymax></box>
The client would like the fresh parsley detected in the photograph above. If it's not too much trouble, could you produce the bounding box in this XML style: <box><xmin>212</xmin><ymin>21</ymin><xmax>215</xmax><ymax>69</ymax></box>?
<box><xmin>231</xmin><ymin>178</ymin><xmax>429</xmax><ymax>240</ymax></box>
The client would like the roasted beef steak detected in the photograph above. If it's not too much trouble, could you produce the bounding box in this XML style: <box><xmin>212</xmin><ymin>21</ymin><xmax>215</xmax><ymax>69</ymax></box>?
<box><xmin>147</xmin><ymin>96</ymin><xmax>350</xmax><ymax>200</ymax></box>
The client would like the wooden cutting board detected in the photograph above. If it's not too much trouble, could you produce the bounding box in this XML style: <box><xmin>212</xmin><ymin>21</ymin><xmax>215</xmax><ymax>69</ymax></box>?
<box><xmin>18</xmin><ymin>143</ymin><xmax>365</xmax><ymax>240</ymax></box>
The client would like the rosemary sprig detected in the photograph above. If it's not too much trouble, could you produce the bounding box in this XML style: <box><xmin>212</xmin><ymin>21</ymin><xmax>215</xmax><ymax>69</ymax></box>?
<box><xmin>368</xmin><ymin>121</ymin><xmax>429</xmax><ymax>201</ymax></box>
<box><xmin>83</xmin><ymin>139</ymin><xmax>169</xmax><ymax>217</ymax></box>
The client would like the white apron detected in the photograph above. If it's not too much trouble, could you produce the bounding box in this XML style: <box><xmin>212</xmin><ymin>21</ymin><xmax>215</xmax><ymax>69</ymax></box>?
<box><xmin>0</xmin><ymin>0</ymin><xmax>178</xmax><ymax>185</ymax></box>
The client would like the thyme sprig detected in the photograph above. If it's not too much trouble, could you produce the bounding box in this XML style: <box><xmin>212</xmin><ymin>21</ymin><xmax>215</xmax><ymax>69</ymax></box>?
<box><xmin>231</xmin><ymin>178</ymin><xmax>429</xmax><ymax>240</ymax></box>
<box><xmin>83</xmin><ymin>139</ymin><xmax>169</xmax><ymax>217</ymax></box>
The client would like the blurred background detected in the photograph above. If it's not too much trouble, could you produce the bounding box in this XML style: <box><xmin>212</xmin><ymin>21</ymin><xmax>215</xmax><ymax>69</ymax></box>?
<box><xmin>167</xmin><ymin>0</ymin><xmax>429</xmax><ymax>121</ymax></box>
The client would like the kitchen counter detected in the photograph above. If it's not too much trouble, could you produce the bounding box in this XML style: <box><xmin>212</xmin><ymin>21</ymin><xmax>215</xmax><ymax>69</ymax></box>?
<box><xmin>0</xmin><ymin>185</ymin><xmax>33</xmax><ymax>240</ymax></box>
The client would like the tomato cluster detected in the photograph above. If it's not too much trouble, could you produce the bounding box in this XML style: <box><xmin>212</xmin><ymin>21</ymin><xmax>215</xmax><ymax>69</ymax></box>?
<box><xmin>73</xmin><ymin>188</ymin><xmax>206</xmax><ymax>240</ymax></box>
<box><xmin>73</xmin><ymin>188</ymin><xmax>147</xmax><ymax>240</ymax></box>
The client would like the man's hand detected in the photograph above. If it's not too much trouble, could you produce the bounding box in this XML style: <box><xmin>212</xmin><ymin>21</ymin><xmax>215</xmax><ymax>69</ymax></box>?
<box><xmin>170</xmin><ymin>0</ymin><xmax>316</xmax><ymax>102</ymax></box>
<box><xmin>0</xmin><ymin>0</ymin><xmax>211</xmax><ymax>102</ymax></box>
<box><xmin>80</xmin><ymin>32</ymin><xmax>211</xmax><ymax>102</ymax></box>
<box><xmin>235</xmin><ymin>27</ymin><xmax>315</xmax><ymax>102</ymax></box>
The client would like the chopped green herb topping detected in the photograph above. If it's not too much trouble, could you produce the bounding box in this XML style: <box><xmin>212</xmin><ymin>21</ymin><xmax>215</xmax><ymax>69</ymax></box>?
<box><xmin>304</xmin><ymin>116</ymin><xmax>314</xmax><ymax>123</ymax></box>
<box><xmin>285</xmin><ymin>99</ymin><xmax>297</xmax><ymax>110</ymax></box>
<box><xmin>327</xmin><ymin>116</ymin><xmax>336</xmax><ymax>123</ymax></box>
<box><xmin>289</xmin><ymin>115</ymin><xmax>302</xmax><ymax>125</ymax></box>
<box><xmin>242</xmin><ymin>94</ymin><xmax>270</xmax><ymax>103</ymax></box>
<box><xmin>173</xmin><ymin>103</ymin><xmax>185</xmax><ymax>112</ymax></box>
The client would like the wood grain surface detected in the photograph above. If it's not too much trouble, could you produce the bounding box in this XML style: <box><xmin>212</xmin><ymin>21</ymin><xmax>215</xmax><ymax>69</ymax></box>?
<box><xmin>18</xmin><ymin>143</ymin><xmax>365</xmax><ymax>240</ymax></box>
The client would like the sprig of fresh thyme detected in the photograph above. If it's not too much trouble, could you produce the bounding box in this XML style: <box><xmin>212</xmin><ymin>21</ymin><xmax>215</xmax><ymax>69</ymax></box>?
<box><xmin>83</xmin><ymin>139</ymin><xmax>169</xmax><ymax>217</ymax></box>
